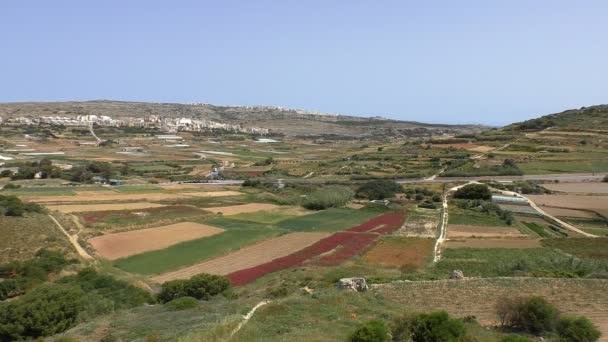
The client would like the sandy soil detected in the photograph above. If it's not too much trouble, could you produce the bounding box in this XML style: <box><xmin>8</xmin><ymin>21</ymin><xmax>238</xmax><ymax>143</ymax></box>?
<box><xmin>206</xmin><ymin>203</ymin><xmax>281</xmax><ymax>215</ymax></box>
<box><xmin>151</xmin><ymin>232</ymin><xmax>330</xmax><ymax>283</ymax></box>
<box><xmin>445</xmin><ymin>238</ymin><xmax>542</xmax><ymax>249</ymax></box>
<box><xmin>22</xmin><ymin>190</ymin><xmax>242</xmax><ymax>203</ymax></box>
<box><xmin>89</xmin><ymin>222</ymin><xmax>224</xmax><ymax>260</ymax></box>
<box><xmin>447</xmin><ymin>225</ymin><xmax>528</xmax><ymax>238</ymax></box>
<box><xmin>528</xmin><ymin>194</ymin><xmax>608</xmax><ymax>212</ymax></box>
<box><xmin>541</xmin><ymin>182</ymin><xmax>608</xmax><ymax>194</ymax></box>
<box><xmin>47</xmin><ymin>202</ymin><xmax>166</xmax><ymax>213</ymax></box>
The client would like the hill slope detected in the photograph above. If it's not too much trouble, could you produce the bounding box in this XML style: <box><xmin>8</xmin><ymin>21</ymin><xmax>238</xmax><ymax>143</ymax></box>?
<box><xmin>506</xmin><ymin>105</ymin><xmax>608</xmax><ymax>131</ymax></box>
<box><xmin>0</xmin><ymin>100</ymin><xmax>484</xmax><ymax>137</ymax></box>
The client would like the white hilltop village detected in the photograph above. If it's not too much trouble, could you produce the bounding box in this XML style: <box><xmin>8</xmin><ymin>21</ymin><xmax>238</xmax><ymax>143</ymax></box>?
<box><xmin>0</xmin><ymin>113</ymin><xmax>270</xmax><ymax>135</ymax></box>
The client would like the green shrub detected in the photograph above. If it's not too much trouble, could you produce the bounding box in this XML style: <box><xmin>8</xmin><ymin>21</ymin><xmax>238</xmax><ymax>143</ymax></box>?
<box><xmin>501</xmin><ymin>335</ymin><xmax>533</xmax><ymax>342</ymax></box>
<box><xmin>302</xmin><ymin>185</ymin><xmax>354</xmax><ymax>210</ymax></box>
<box><xmin>0</xmin><ymin>284</ymin><xmax>84</xmax><ymax>340</ymax></box>
<box><xmin>557</xmin><ymin>316</ymin><xmax>601</xmax><ymax>342</ymax></box>
<box><xmin>242</xmin><ymin>178</ymin><xmax>262</xmax><ymax>187</ymax></box>
<box><xmin>409</xmin><ymin>311</ymin><xmax>466</xmax><ymax>342</ymax></box>
<box><xmin>1</xmin><ymin>183</ymin><xmax>20</xmax><ymax>190</ymax></box>
<box><xmin>453</xmin><ymin>184</ymin><xmax>491</xmax><ymax>200</ymax></box>
<box><xmin>165</xmin><ymin>296</ymin><xmax>199</xmax><ymax>311</ymax></box>
<box><xmin>496</xmin><ymin>296</ymin><xmax>559</xmax><ymax>335</ymax></box>
<box><xmin>356</xmin><ymin>180</ymin><xmax>402</xmax><ymax>200</ymax></box>
<box><xmin>158</xmin><ymin>273</ymin><xmax>230</xmax><ymax>303</ymax></box>
<box><xmin>350</xmin><ymin>319</ymin><xmax>390</xmax><ymax>342</ymax></box>
<box><xmin>603</xmin><ymin>175</ymin><xmax>608</xmax><ymax>183</ymax></box>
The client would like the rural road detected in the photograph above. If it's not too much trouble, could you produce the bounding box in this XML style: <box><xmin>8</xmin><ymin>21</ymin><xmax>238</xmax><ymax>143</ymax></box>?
<box><xmin>433</xmin><ymin>182</ymin><xmax>471</xmax><ymax>262</ymax></box>
<box><xmin>48</xmin><ymin>214</ymin><xmax>94</xmax><ymax>259</ymax></box>
<box><xmin>494</xmin><ymin>189</ymin><xmax>597</xmax><ymax>238</ymax></box>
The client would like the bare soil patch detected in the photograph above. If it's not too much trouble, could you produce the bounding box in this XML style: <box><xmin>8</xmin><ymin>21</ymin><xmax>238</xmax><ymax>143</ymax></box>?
<box><xmin>468</xmin><ymin>145</ymin><xmax>494</xmax><ymax>152</ymax></box>
<box><xmin>528</xmin><ymin>194</ymin><xmax>608</xmax><ymax>212</ymax></box>
<box><xmin>151</xmin><ymin>232</ymin><xmax>330</xmax><ymax>282</ymax></box>
<box><xmin>447</xmin><ymin>225</ymin><xmax>528</xmax><ymax>238</ymax></box>
<box><xmin>346</xmin><ymin>203</ymin><xmax>365</xmax><ymax>209</ymax></box>
<box><xmin>89</xmin><ymin>222</ymin><xmax>224</xmax><ymax>260</ymax></box>
<box><xmin>431</xmin><ymin>143</ymin><xmax>480</xmax><ymax>150</ymax></box>
<box><xmin>445</xmin><ymin>238</ymin><xmax>542</xmax><ymax>249</ymax></box>
<box><xmin>542</xmin><ymin>182</ymin><xmax>608</xmax><ymax>194</ymax></box>
<box><xmin>395</xmin><ymin>208</ymin><xmax>439</xmax><ymax>238</ymax></box>
<box><xmin>364</xmin><ymin>237</ymin><xmax>434</xmax><ymax>268</ymax></box>
<box><xmin>540</xmin><ymin>206</ymin><xmax>600</xmax><ymax>219</ymax></box>
<box><xmin>47</xmin><ymin>202</ymin><xmax>166</xmax><ymax>213</ymax></box>
<box><xmin>206</xmin><ymin>203</ymin><xmax>280</xmax><ymax>215</ymax></box>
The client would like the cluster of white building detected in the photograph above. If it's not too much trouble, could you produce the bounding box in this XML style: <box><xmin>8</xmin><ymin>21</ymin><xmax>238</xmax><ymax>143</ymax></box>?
<box><xmin>0</xmin><ymin>114</ymin><xmax>269</xmax><ymax>134</ymax></box>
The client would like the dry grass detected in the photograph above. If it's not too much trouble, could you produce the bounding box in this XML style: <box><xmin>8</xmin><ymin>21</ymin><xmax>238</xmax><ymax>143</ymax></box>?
<box><xmin>542</xmin><ymin>182</ymin><xmax>608</xmax><ymax>194</ymax></box>
<box><xmin>528</xmin><ymin>194</ymin><xmax>608</xmax><ymax>212</ymax></box>
<box><xmin>540</xmin><ymin>206</ymin><xmax>600</xmax><ymax>219</ymax></box>
<box><xmin>89</xmin><ymin>222</ymin><xmax>224</xmax><ymax>260</ymax></box>
<box><xmin>445</xmin><ymin>238</ymin><xmax>542</xmax><ymax>249</ymax></box>
<box><xmin>205</xmin><ymin>203</ymin><xmax>281</xmax><ymax>215</ymax></box>
<box><xmin>151</xmin><ymin>232</ymin><xmax>330</xmax><ymax>282</ymax></box>
<box><xmin>376</xmin><ymin>278</ymin><xmax>608</xmax><ymax>337</ymax></box>
<box><xmin>447</xmin><ymin>225</ymin><xmax>528</xmax><ymax>238</ymax></box>
<box><xmin>363</xmin><ymin>237</ymin><xmax>434</xmax><ymax>268</ymax></box>
<box><xmin>46</xmin><ymin>202</ymin><xmax>166</xmax><ymax>213</ymax></box>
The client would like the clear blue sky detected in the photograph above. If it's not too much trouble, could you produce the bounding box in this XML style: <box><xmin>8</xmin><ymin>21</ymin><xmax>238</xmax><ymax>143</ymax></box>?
<box><xmin>2</xmin><ymin>1</ymin><xmax>607</xmax><ymax>125</ymax></box>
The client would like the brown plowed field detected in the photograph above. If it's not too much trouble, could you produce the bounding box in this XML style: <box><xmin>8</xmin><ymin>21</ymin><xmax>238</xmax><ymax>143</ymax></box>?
<box><xmin>528</xmin><ymin>195</ymin><xmax>608</xmax><ymax>212</ymax></box>
<box><xmin>22</xmin><ymin>190</ymin><xmax>242</xmax><ymax>203</ymax></box>
<box><xmin>206</xmin><ymin>203</ymin><xmax>280</xmax><ymax>215</ymax></box>
<box><xmin>445</xmin><ymin>238</ymin><xmax>542</xmax><ymax>249</ymax></box>
<box><xmin>377</xmin><ymin>278</ymin><xmax>608</xmax><ymax>338</ymax></box>
<box><xmin>447</xmin><ymin>225</ymin><xmax>528</xmax><ymax>238</ymax></box>
<box><xmin>364</xmin><ymin>237</ymin><xmax>434</xmax><ymax>267</ymax></box>
<box><xmin>151</xmin><ymin>232</ymin><xmax>330</xmax><ymax>283</ymax></box>
<box><xmin>47</xmin><ymin>202</ymin><xmax>166</xmax><ymax>213</ymax></box>
<box><xmin>89</xmin><ymin>222</ymin><xmax>224</xmax><ymax>260</ymax></box>
<box><xmin>542</xmin><ymin>182</ymin><xmax>608</xmax><ymax>194</ymax></box>
<box><xmin>540</xmin><ymin>206</ymin><xmax>600</xmax><ymax>219</ymax></box>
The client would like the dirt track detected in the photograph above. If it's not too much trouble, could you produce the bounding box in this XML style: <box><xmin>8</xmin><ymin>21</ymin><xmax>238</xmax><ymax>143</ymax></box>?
<box><xmin>89</xmin><ymin>222</ymin><xmax>224</xmax><ymax>260</ymax></box>
<box><xmin>151</xmin><ymin>232</ymin><xmax>330</xmax><ymax>283</ymax></box>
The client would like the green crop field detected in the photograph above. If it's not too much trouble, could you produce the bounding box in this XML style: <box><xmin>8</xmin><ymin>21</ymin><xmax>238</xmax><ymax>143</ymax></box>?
<box><xmin>226</xmin><ymin>208</ymin><xmax>312</xmax><ymax>225</ymax></box>
<box><xmin>81</xmin><ymin>205</ymin><xmax>210</xmax><ymax>229</ymax></box>
<box><xmin>204</xmin><ymin>217</ymin><xmax>275</xmax><ymax>230</ymax></box>
<box><xmin>448</xmin><ymin>206</ymin><xmax>510</xmax><ymax>227</ymax></box>
<box><xmin>113</xmin><ymin>228</ymin><xmax>281</xmax><ymax>275</ymax></box>
<box><xmin>275</xmin><ymin>208</ymin><xmax>381</xmax><ymax>232</ymax></box>
<box><xmin>542</xmin><ymin>238</ymin><xmax>608</xmax><ymax>260</ymax></box>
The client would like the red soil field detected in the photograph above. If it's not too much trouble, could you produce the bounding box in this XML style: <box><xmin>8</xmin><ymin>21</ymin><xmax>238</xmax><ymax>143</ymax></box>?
<box><xmin>227</xmin><ymin>212</ymin><xmax>406</xmax><ymax>286</ymax></box>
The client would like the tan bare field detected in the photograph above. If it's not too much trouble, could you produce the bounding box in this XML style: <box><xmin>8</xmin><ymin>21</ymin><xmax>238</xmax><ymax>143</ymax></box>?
<box><xmin>447</xmin><ymin>225</ymin><xmax>528</xmax><ymax>238</ymax></box>
<box><xmin>47</xmin><ymin>202</ymin><xmax>166</xmax><ymax>213</ymax></box>
<box><xmin>151</xmin><ymin>232</ymin><xmax>330</xmax><ymax>283</ymax></box>
<box><xmin>528</xmin><ymin>194</ymin><xmax>608</xmax><ymax>212</ymax></box>
<box><xmin>468</xmin><ymin>145</ymin><xmax>494</xmax><ymax>152</ymax></box>
<box><xmin>206</xmin><ymin>203</ymin><xmax>281</xmax><ymax>215</ymax></box>
<box><xmin>541</xmin><ymin>182</ymin><xmax>608</xmax><ymax>194</ymax></box>
<box><xmin>346</xmin><ymin>203</ymin><xmax>366</xmax><ymax>209</ymax></box>
<box><xmin>445</xmin><ymin>238</ymin><xmax>542</xmax><ymax>249</ymax></box>
<box><xmin>377</xmin><ymin>278</ymin><xmax>608</xmax><ymax>338</ymax></box>
<box><xmin>540</xmin><ymin>206</ymin><xmax>600</xmax><ymax>219</ymax></box>
<box><xmin>89</xmin><ymin>222</ymin><xmax>224</xmax><ymax>260</ymax></box>
<box><xmin>21</xmin><ymin>190</ymin><xmax>242</xmax><ymax>203</ymax></box>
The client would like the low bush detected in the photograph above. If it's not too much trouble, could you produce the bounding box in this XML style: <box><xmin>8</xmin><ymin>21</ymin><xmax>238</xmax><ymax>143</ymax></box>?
<box><xmin>409</xmin><ymin>311</ymin><xmax>466</xmax><ymax>341</ymax></box>
<box><xmin>603</xmin><ymin>175</ymin><xmax>608</xmax><ymax>183</ymax></box>
<box><xmin>158</xmin><ymin>273</ymin><xmax>230</xmax><ymax>303</ymax></box>
<box><xmin>557</xmin><ymin>316</ymin><xmax>601</xmax><ymax>342</ymax></box>
<box><xmin>0</xmin><ymin>194</ymin><xmax>43</xmax><ymax>216</ymax></box>
<box><xmin>497</xmin><ymin>296</ymin><xmax>559</xmax><ymax>335</ymax></box>
<box><xmin>164</xmin><ymin>296</ymin><xmax>199</xmax><ymax>311</ymax></box>
<box><xmin>350</xmin><ymin>319</ymin><xmax>390</xmax><ymax>342</ymax></box>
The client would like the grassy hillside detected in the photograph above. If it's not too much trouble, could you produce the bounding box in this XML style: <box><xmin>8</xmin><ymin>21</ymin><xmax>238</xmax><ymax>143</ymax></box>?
<box><xmin>506</xmin><ymin>105</ymin><xmax>608</xmax><ymax>131</ymax></box>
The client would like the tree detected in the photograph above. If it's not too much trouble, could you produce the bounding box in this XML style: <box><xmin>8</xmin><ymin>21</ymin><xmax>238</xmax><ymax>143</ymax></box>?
<box><xmin>453</xmin><ymin>184</ymin><xmax>491</xmax><ymax>200</ymax></box>
<box><xmin>408</xmin><ymin>311</ymin><xmax>466</xmax><ymax>342</ymax></box>
<box><xmin>158</xmin><ymin>274</ymin><xmax>230</xmax><ymax>303</ymax></box>
<box><xmin>557</xmin><ymin>316</ymin><xmax>601</xmax><ymax>342</ymax></box>
<box><xmin>496</xmin><ymin>296</ymin><xmax>559</xmax><ymax>335</ymax></box>
<box><xmin>303</xmin><ymin>185</ymin><xmax>355</xmax><ymax>210</ymax></box>
<box><xmin>603</xmin><ymin>175</ymin><xmax>608</xmax><ymax>183</ymax></box>
<box><xmin>356</xmin><ymin>180</ymin><xmax>402</xmax><ymax>200</ymax></box>
<box><xmin>350</xmin><ymin>320</ymin><xmax>390</xmax><ymax>342</ymax></box>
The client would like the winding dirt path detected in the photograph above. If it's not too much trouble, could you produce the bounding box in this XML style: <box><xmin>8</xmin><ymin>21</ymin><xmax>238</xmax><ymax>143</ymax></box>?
<box><xmin>48</xmin><ymin>214</ymin><xmax>93</xmax><ymax>259</ymax></box>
